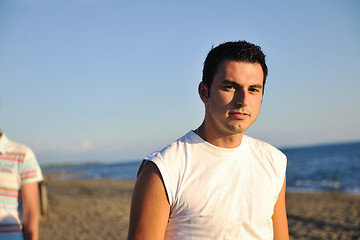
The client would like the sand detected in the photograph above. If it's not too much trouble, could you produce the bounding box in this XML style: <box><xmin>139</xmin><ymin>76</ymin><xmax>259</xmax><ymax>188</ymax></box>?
<box><xmin>39</xmin><ymin>176</ymin><xmax>134</xmax><ymax>240</ymax></box>
<box><xmin>39</xmin><ymin>176</ymin><xmax>360</xmax><ymax>240</ymax></box>
<box><xmin>286</xmin><ymin>192</ymin><xmax>360</xmax><ymax>239</ymax></box>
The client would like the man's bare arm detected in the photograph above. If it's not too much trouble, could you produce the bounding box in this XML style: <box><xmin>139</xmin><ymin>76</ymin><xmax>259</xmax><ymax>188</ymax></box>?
<box><xmin>272</xmin><ymin>177</ymin><xmax>289</xmax><ymax>240</ymax></box>
<box><xmin>127</xmin><ymin>161</ymin><xmax>170</xmax><ymax>240</ymax></box>
<box><xmin>21</xmin><ymin>182</ymin><xmax>40</xmax><ymax>240</ymax></box>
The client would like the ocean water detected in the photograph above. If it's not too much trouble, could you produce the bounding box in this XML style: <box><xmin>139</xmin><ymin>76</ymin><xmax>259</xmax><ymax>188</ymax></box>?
<box><xmin>283</xmin><ymin>141</ymin><xmax>360</xmax><ymax>194</ymax></box>
<box><xmin>43</xmin><ymin>141</ymin><xmax>360</xmax><ymax>194</ymax></box>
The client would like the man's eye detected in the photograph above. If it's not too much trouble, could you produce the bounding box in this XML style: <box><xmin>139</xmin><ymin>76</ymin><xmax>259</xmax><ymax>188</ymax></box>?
<box><xmin>224</xmin><ymin>85</ymin><xmax>235</xmax><ymax>90</ymax></box>
<box><xmin>249</xmin><ymin>88</ymin><xmax>259</xmax><ymax>93</ymax></box>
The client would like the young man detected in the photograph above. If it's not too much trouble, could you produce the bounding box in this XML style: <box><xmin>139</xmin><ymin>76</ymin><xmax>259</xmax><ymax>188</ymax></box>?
<box><xmin>128</xmin><ymin>41</ymin><xmax>289</xmax><ymax>239</ymax></box>
<box><xmin>0</xmin><ymin>129</ymin><xmax>43</xmax><ymax>240</ymax></box>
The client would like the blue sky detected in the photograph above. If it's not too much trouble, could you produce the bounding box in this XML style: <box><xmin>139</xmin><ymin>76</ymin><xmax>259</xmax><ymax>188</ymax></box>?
<box><xmin>1</xmin><ymin>0</ymin><xmax>359</xmax><ymax>165</ymax></box>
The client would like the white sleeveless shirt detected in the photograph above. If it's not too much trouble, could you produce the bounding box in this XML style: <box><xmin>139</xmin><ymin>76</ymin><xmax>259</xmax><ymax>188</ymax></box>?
<box><xmin>143</xmin><ymin>131</ymin><xmax>287</xmax><ymax>239</ymax></box>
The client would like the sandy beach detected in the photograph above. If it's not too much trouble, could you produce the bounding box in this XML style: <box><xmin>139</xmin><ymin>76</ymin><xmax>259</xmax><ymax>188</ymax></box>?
<box><xmin>39</xmin><ymin>176</ymin><xmax>360</xmax><ymax>240</ymax></box>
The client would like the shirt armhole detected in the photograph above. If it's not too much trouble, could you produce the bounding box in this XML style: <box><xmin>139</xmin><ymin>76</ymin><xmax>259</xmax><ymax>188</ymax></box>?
<box><xmin>277</xmin><ymin>153</ymin><xmax>287</xmax><ymax>197</ymax></box>
<box><xmin>137</xmin><ymin>159</ymin><xmax>148</xmax><ymax>177</ymax></box>
<box><xmin>136</xmin><ymin>159</ymin><xmax>173</xmax><ymax>206</ymax></box>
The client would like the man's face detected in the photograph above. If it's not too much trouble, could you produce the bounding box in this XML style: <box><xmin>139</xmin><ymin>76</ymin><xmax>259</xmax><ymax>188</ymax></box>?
<box><xmin>203</xmin><ymin>60</ymin><xmax>263</xmax><ymax>137</ymax></box>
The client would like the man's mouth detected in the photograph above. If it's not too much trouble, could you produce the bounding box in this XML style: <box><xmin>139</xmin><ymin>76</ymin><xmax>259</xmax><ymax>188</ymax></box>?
<box><xmin>229</xmin><ymin>111</ymin><xmax>250</xmax><ymax>119</ymax></box>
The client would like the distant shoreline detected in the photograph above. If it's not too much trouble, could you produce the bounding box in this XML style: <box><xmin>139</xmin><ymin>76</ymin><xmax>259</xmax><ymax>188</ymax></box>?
<box><xmin>278</xmin><ymin>139</ymin><xmax>360</xmax><ymax>151</ymax></box>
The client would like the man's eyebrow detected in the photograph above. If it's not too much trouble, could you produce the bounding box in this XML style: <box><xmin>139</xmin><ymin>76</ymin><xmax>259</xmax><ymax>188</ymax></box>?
<box><xmin>222</xmin><ymin>80</ymin><xmax>263</xmax><ymax>89</ymax></box>
<box><xmin>250</xmin><ymin>84</ymin><xmax>263</xmax><ymax>89</ymax></box>
<box><xmin>222</xmin><ymin>80</ymin><xmax>240</xmax><ymax>87</ymax></box>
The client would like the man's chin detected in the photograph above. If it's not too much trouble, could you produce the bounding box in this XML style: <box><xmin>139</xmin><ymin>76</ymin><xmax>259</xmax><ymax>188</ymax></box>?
<box><xmin>226</xmin><ymin>125</ymin><xmax>248</xmax><ymax>135</ymax></box>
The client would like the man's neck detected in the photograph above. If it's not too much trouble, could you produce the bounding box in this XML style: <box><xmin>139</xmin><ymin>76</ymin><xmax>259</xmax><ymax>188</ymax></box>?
<box><xmin>197</xmin><ymin>123</ymin><xmax>244</xmax><ymax>149</ymax></box>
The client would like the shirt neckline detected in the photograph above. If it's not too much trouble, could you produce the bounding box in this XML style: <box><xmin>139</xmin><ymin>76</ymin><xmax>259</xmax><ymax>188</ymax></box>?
<box><xmin>188</xmin><ymin>130</ymin><xmax>247</xmax><ymax>155</ymax></box>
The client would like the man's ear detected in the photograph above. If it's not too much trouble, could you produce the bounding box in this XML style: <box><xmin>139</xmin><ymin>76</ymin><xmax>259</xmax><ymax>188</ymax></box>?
<box><xmin>198</xmin><ymin>82</ymin><xmax>209</xmax><ymax>104</ymax></box>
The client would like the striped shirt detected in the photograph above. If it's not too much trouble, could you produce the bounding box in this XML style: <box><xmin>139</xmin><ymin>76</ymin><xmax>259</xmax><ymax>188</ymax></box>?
<box><xmin>0</xmin><ymin>134</ymin><xmax>43</xmax><ymax>240</ymax></box>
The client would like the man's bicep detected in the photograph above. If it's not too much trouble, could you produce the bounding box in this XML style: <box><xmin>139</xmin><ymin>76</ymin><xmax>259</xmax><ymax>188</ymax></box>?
<box><xmin>272</xmin><ymin>177</ymin><xmax>289</xmax><ymax>240</ymax></box>
<box><xmin>128</xmin><ymin>161</ymin><xmax>170</xmax><ymax>240</ymax></box>
<box><xmin>21</xmin><ymin>182</ymin><xmax>39</xmax><ymax>211</ymax></box>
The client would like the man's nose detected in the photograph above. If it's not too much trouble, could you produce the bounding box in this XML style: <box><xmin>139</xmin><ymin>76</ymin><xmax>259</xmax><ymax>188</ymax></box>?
<box><xmin>234</xmin><ymin>89</ymin><xmax>249</xmax><ymax>106</ymax></box>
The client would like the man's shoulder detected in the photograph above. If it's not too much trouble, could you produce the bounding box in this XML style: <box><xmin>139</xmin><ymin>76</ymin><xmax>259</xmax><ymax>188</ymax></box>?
<box><xmin>145</xmin><ymin>131</ymin><xmax>195</xmax><ymax>160</ymax></box>
<box><xmin>6</xmin><ymin>139</ymin><xmax>33</xmax><ymax>153</ymax></box>
<box><xmin>244</xmin><ymin>135</ymin><xmax>284</xmax><ymax>156</ymax></box>
<box><xmin>141</xmin><ymin>131</ymin><xmax>194</xmax><ymax>178</ymax></box>
<box><xmin>158</xmin><ymin>131</ymin><xmax>195</xmax><ymax>153</ymax></box>
<box><xmin>3</xmin><ymin>138</ymin><xmax>36</xmax><ymax>161</ymax></box>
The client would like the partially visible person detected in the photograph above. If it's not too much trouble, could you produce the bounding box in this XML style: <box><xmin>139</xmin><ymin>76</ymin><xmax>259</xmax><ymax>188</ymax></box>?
<box><xmin>0</xmin><ymin>128</ymin><xmax>43</xmax><ymax>240</ymax></box>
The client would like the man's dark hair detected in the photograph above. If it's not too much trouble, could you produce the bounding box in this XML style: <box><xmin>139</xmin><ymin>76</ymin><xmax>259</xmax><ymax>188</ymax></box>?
<box><xmin>202</xmin><ymin>40</ymin><xmax>268</xmax><ymax>95</ymax></box>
